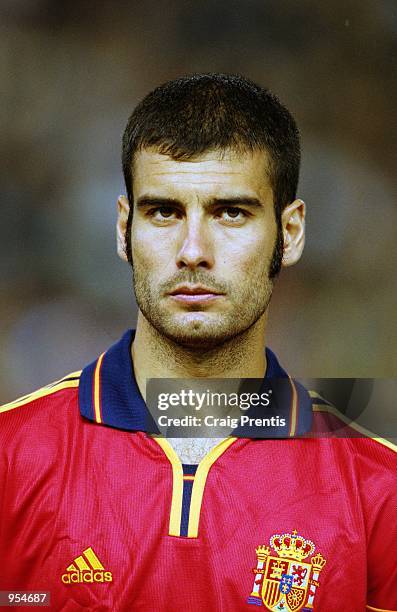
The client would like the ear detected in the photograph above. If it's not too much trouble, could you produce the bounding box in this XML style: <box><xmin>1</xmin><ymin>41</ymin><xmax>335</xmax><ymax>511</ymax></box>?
<box><xmin>281</xmin><ymin>199</ymin><xmax>306</xmax><ymax>267</ymax></box>
<box><xmin>117</xmin><ymin>195</ymin><xmax>130</xmax><ymax>262</ymax></box>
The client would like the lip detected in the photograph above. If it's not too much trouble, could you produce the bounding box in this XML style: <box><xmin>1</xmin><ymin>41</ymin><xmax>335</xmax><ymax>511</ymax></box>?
<box><xmin>168</xmin><ymin>285</ymin><xmax>225</xmax><ymax>304</ymax></box>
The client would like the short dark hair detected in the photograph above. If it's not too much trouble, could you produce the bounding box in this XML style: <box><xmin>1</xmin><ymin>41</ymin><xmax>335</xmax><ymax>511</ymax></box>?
<box><xmin>122</xmin><ymin>73</ymin><xmax>301</xmax><ymax>267</ymax></box>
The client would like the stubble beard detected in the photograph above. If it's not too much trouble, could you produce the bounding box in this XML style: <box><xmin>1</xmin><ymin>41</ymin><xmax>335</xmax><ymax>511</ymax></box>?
<box><xmin>131</xmin><ymin>235</ymin><xmax>282</xmax><ymax>351</ymax></box>
<box><xmin>133</xmin><ymin>270</ymin><xmax>274</xmax><ymax>350</ymax></box>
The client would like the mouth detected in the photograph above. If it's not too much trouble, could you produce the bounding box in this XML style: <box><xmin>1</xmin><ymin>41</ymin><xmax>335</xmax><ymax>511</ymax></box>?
<box><xmin>168</xmin><ymin>285</ymin><xmax>225</xmax><ymax>304</ymax></box>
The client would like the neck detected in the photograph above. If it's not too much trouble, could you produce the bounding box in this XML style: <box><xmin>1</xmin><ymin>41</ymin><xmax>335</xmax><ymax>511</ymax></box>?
<box><xmin>132</xmin><ymin>312</ymin><xmax>268</xmax><ymax>399</ymax></box>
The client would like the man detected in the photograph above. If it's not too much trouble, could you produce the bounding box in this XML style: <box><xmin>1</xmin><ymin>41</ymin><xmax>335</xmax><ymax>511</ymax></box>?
<box><xmin>0</xmin><ymin>74</ymin><xmax>396</xmax><ymax>611</ymax></box>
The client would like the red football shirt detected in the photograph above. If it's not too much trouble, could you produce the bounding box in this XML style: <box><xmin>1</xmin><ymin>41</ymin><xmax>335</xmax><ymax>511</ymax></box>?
<box><xmin>0</xmin><ymin>330</ymin><xmax>396</xmax><ymax>611</ymax></box>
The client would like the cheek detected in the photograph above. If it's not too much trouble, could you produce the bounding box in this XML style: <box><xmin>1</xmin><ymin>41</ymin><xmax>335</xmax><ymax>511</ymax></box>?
<box><xmin>131</xmin><ymin>224</ymin><xmax>174</xmax><ymax>276</ymax></box>
<box><xmin>218</xmin><ymin>233</ymin><xmax>273</xmax><ymax>276</ymax></box>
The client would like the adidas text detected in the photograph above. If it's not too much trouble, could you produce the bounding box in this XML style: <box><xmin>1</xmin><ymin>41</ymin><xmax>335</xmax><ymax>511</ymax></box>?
<box><xmin>62</xmin><ymin>570</ymin><xmax>113</xmax><ymax>584</ymax></box>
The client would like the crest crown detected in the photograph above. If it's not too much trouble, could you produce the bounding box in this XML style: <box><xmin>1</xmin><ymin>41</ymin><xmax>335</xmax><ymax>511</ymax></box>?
<box><xmin>311</xmin><ymin>552</ymin><xmax>327</xmax><ymax>571</ymax></box>
<box><xmin>270</xmin><ymin>530</ymin><xmax>315</xmax><ymax>561</ymax></box>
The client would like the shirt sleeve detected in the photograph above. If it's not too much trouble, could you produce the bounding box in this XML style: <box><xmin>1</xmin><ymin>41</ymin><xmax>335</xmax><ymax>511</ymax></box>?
<box><xmin>359</xmin><ymin>439</ymin><xmax>397</xmax><ymax>611</ymax></box>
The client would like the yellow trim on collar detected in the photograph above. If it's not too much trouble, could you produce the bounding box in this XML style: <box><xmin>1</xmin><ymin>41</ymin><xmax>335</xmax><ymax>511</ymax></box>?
<box><xmin>152</xmin><ymin>437</ymin><xmax>184</xmax><ymax>536</ymax></box>
<box><xmin>152</xmin><ymin>436</ymin><xmax>237</xmax><ymax>538</ymax></box>
<box><xmin>288</xmin><ymin>376</ymin><xmax>298</xmax><ymax>437</ymax></box>
<box><xmin>366</xmin><ymin>605</ymin><xmax>397</xmax><ymax>611</ymax></box>
<box><xmin>93</xmin><ymin>353</ymin><xmax>105</xmax><ymax>424</ymax></box>
<box><xmin>188</xmin><ymin>437</ymin><xmax>237</xmax><ymax>538</ymax></box>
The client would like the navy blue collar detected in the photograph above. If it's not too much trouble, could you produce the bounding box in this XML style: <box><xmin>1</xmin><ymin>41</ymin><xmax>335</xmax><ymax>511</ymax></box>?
<box><xmin>79</xmin><ymin>329</ymin><xmax>312</xmax><ymax>438</ymax></box>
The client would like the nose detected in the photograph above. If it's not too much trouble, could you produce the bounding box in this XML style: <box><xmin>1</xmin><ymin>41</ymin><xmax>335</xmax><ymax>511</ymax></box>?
<box><xmin>176</xmin><ymin>213</ymin><xmax>214</xmax><ymax>270</ymax></box>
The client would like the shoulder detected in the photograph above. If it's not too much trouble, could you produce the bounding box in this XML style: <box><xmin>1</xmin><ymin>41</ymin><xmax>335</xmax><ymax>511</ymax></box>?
<box><xmin>309</xmin><ymin>389</ymin><xmax>397</xmax><ymax>462</ymax></box>
<box><xmin>0</xmin><ymin>372</ymin><xmax>81</xmax><ymax>430</ymax></box>
<box><xmin>0</xmin><ymin>372</ymin><xmax>82</xmax><ymax>478</ymax></box>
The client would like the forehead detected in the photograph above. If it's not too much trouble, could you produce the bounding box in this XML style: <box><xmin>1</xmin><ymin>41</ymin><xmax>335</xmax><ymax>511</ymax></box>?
<box><xmin>132</xmin><ymin>147</ymin><xmax>272</xmax><ymax>199</ymax></box>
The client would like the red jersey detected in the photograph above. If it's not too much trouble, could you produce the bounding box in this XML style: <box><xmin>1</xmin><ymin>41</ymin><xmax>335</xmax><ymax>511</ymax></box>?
<box><xmin>0</xmin><ymin>329</ymin><xmax>396</xmax><ymax>611</ymax></box>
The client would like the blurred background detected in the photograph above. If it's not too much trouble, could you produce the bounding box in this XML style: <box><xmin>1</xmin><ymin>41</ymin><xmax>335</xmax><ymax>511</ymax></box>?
<box><xmin>1</xmin><ymin>0</ymin><xmax>396</xmax><ymax>404</ymax></box>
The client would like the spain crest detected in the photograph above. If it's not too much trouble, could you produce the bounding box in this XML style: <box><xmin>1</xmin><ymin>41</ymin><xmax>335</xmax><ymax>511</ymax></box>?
<box><xmin>247</xmin><ymin>530</ymin><xmax>326</xmax><ymax>610</ymax></box>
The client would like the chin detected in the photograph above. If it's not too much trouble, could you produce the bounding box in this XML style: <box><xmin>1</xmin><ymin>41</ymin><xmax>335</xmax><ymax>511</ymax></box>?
<box><xmin>159</xmin><ymin>314</ymin><xmax>242</xmax><ymax>350</ymax></box>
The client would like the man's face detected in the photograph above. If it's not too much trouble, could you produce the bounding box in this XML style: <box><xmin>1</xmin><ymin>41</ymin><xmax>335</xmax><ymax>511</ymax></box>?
<box><xmin>129</xmin><ymin>147</ymin><xmax>279</xmax><ymax>349</ymax></box>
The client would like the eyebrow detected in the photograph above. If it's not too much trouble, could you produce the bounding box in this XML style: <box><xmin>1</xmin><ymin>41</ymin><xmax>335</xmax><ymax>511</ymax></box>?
<box><xmin>135</xmin><ymin>195</ymin><xmax>265</xmax><ymax>210</ymax></box>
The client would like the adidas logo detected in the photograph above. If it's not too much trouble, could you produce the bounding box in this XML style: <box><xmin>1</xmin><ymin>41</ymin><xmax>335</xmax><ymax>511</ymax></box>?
<box><xmin>61</xmin><ymin>547</ymin><xmax>113</xmax><ymax>584</ymax></box>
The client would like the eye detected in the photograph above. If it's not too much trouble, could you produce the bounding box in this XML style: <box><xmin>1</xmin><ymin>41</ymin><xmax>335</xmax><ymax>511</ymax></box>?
<box><xmin>217</xmin><ymin>207</ymin><xmax>248</xmax><ymax>224</ymax></box>
<box><xmin>148</xmin><ymin>206</ymin><xmax>179</xmax><ymax>222</ymax></box>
